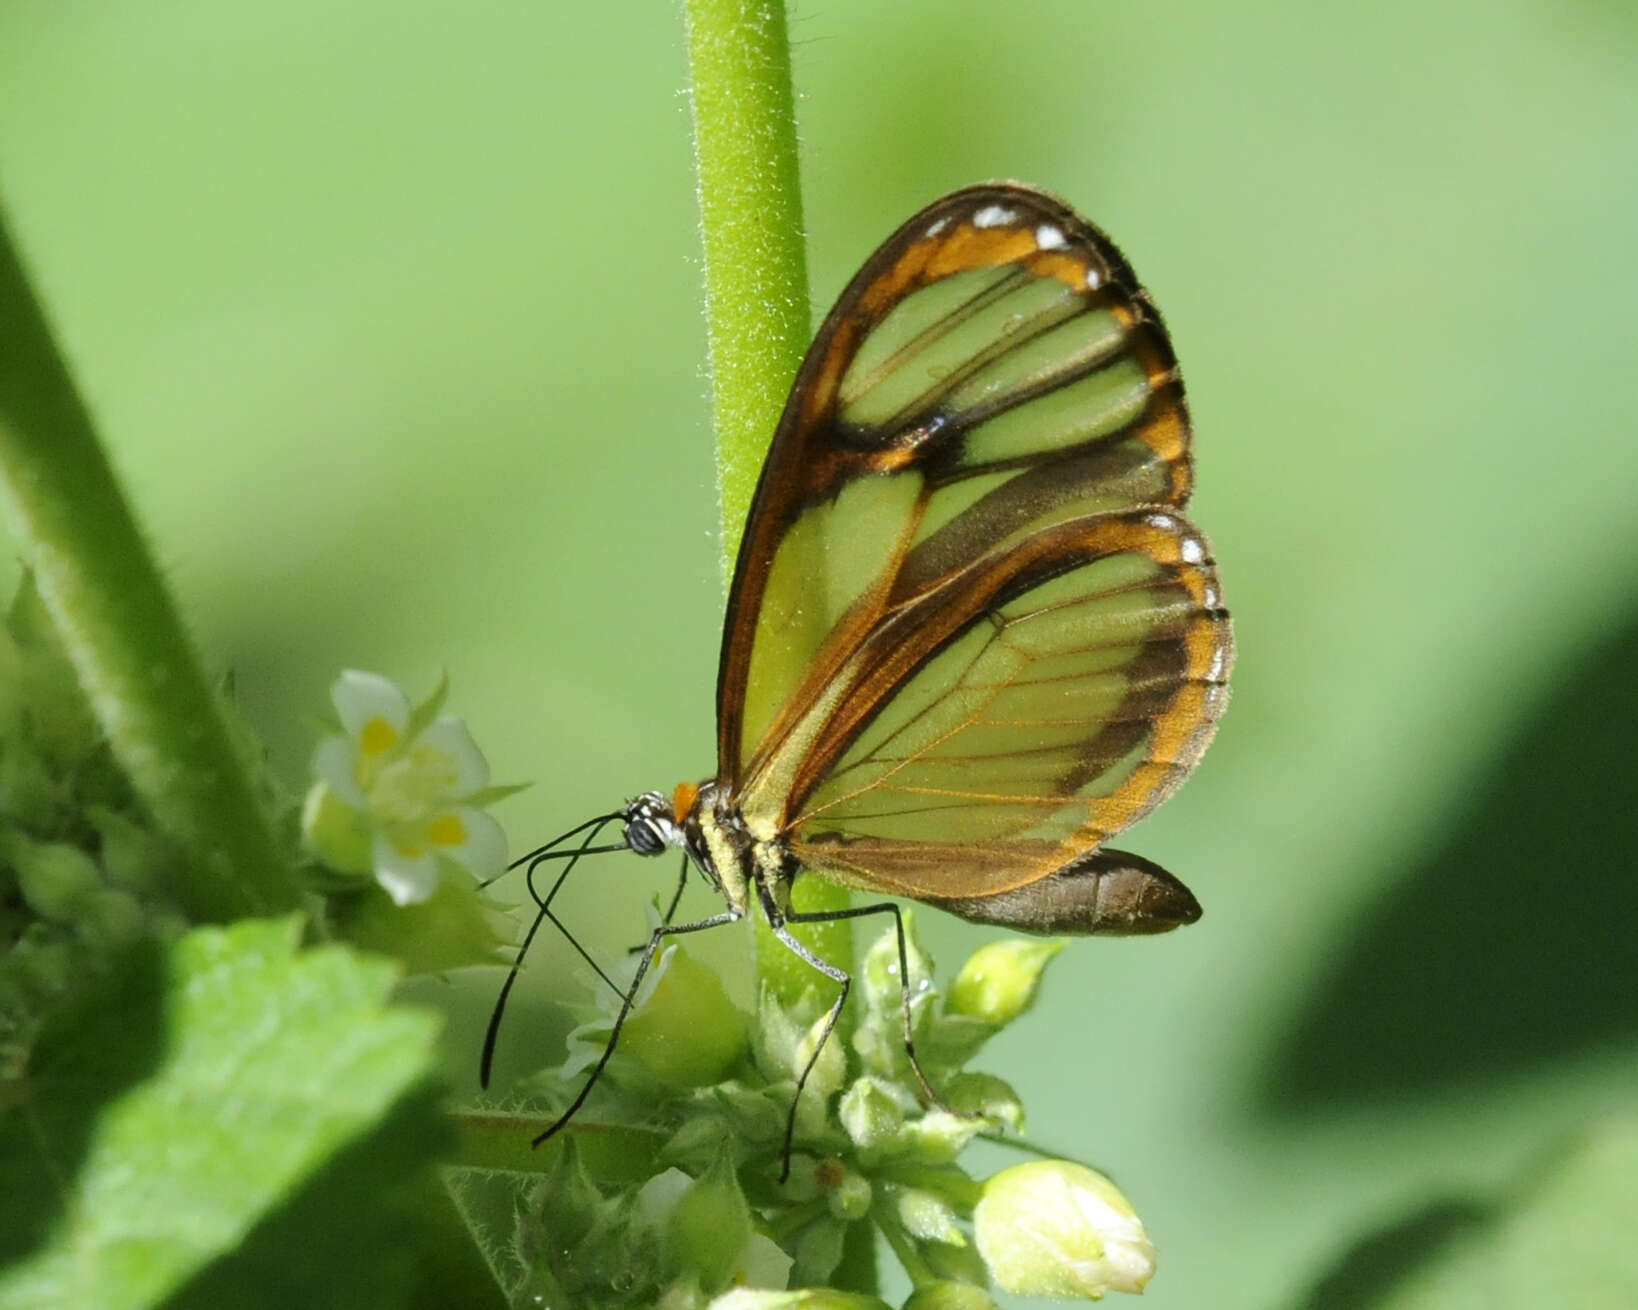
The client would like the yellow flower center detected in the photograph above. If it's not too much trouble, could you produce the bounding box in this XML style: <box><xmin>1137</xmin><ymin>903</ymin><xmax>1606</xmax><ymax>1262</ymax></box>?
<box><xmin>359</xmin><ymin>717</ymin><xmax>399</xmax><ymax>756</ymax></box>
<box><xmin>369</xmin><ymin>745</ymin><xmax>459</xmax><ymax>825</ymax></box>
<box><xmin>426</xmin><ymin>813</ymin><xmax>467</xmax><ymax>847</ymax></box>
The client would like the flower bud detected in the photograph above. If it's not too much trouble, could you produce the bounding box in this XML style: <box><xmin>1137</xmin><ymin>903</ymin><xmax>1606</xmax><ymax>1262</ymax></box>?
<box><xmin>942</xmin><ymin>1072</ymin><xmax>1024</xmax><ymax>1133</ymax></box>
<box><xmin>838</xmin><ymin>1076</ymin><xmax>905</xmax><ymax>1151</ymax></box>
<box><xmin>973</xmin><ymin>1160</ymin><xmax>1155</xmax><ymax>1298</ymax></box>
<box><xmin>793</xmin><ymin>1008</ymin><xmax>846</xmax><ymax>1101</ymax></box>
<box><xmin>891</xmin><ymin>1184</ymin><xmax>965</xmax><ymax>1246</ymax></box>
<box><xmin>900</xmin><ymin>1282</ymin><xmax>1000</xmax><ymax>1310</ymax></box>
<box><xmin>820</xmin><ymin>1163</ymin><xmax>873</xmax><ymax>1221</ymax></box>
<box><xmin>669</xmin><ymin>1151</ymin><xmax>753</xmax><ymax>1295</ymax></box>
<box><xmin>86</xmin><ymin>806</ymin><xmax>172</xmax><ymax>893</ymax></box>
<box><xmin>946</xmin><ymin>939</ymin><xmax>1064</xmax><ymax>1028</ymax></box>
<box><xmin>875</xmin><ymin>1110</ymin><xmax>984</xmax><ymax>1166</ymax></box>
<box><xmin>76</xmin><ymin>888</ymin><xmax>145</xmax><ymax>947</ymax></box>
<box><xmin>623</xmin><ymin>945</ymin><xmax>748</xmax><ymax>1087</ymax></box>
<box><xmin>7</xmin><ymin>834</ymin><xmax>102</xmax><ymax>922</ymax></box>
<box><xmin>859</xmin><ymin>916</ymin><xmax>934</xmax><ymax>1024</ymax></box>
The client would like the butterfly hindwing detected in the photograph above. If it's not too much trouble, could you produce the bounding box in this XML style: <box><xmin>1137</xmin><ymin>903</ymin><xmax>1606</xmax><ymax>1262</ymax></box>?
<box><xmin>719</xmin><ymin>184</ymin><xmax>1231</xmax><ymax>900</ymax></box>
<box><xmin>776</xmin><ymin>508</ymin><xmax>1228</xmax><ymax>899</ymax></box>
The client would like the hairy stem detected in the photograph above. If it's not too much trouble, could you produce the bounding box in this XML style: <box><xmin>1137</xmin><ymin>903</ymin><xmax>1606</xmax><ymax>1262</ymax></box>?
<box><xmin>681</xmin><ymin>4</ymin><xmax>857</xmax><ymax>1014</ymax></box>
<box><xmin>684</xmin><ymin>0</ymin><xmax>811</xmax><ymax>577</ymax></box>
<box><xmin>0</xmin><ymin>204</ymin><xmax>299</xmax><ymax>921</ymax></box>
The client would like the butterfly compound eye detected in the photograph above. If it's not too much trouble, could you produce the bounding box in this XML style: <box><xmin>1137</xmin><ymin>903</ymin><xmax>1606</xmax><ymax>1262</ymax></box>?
<box><xmin>621</xmin><ymin>791</ymin><xmax>676</xmax><ymax>857</ymax></box>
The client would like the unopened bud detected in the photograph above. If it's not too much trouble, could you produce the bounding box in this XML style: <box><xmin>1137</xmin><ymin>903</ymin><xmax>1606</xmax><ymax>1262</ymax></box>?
<box><xmin>974</xmin><ymin>1160</ymin><xmax>1155</xmax><ymax>1298</ymax></box>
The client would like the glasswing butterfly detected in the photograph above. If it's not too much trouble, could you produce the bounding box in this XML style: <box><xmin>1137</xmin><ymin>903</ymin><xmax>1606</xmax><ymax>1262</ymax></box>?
<box><xmin>484</xmin><ymin>182</ymin><xmax>1233</xmax><ymax>1172</ymax></box>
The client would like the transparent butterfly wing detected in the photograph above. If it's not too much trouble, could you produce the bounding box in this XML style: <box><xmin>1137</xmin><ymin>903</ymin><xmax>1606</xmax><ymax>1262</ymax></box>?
<box><xmin>717</xmin><ymin>184</ymin><xmax>1231</xmax><ymax>899</ymax></box>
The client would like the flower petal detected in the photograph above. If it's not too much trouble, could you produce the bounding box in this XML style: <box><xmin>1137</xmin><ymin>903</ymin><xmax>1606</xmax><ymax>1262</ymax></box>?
<box><xmin>311</xmin><ymin>735</ymin><xmax>367</xmax><ymax>807</ymax></box>
<box><xmin>734</xmin><ymin>1231</ymin><xmax>794</xmax><ymax>1291</ymax></box>
<box><xmin>332</xmin><ymin>670</ymin><xmax>411</xmax><ymax>748</ymax></box>
<box><xmin>372</xmin><ymin>831</ymin><xmax>440</xmax><ymax>905</ymax></box>
<box><xmin>427</xmin><ymin>806</ymin><xmax>507</xmax><ymax>880</ymax></box>
<box><xmin>416</xmin><ymin>715</ymin><xmax>491</xmax><ymax>793</ymax></box>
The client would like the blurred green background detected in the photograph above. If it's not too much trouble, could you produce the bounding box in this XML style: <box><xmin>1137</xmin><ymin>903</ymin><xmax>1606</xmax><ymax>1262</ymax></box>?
<box><xmin>3</xmin><ymin>1</ymin><xmax>1637</xmax><ymax>1306</ymax></box>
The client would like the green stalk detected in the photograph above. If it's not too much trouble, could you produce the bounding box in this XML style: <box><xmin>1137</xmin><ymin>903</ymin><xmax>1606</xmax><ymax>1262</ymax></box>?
<box><xmin>0</xmin><ymin>203</ymin><xmax>299</xmax><ymax>920</ymax></box>
<box><xmin>873</xmin><ymin>1203</ymin><xmax>938</xmax><ymax>1288</ymax></box>
<box><xmin>683</xmin><ymin>5</ymin><xmax>870</xmax><ymax>1293</ymax></box>
<box><xmin>684</xmin><ymin>0</ymin><xmax>811</xmax><ymax>577</ymax></box>
<box><xmin>447</xmin><ymin>1110</ymin><xmax>665</xmax><ymax>1182</ymax></box>
<box><xmin>681</xmin><ymin>2</ymin><xmax>856</xmax><ymax>1011</ymax></box>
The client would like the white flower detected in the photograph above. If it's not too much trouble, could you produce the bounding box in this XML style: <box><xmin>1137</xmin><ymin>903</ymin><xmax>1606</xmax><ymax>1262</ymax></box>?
<box><xmin>973</xmin><ymin>1160</ymin><xmax>1156</xmax><ymax>1299</ymax></box>
<box><xmin>302</xmin><ymin>670</ymin><xmax>506</xmax><ymax>905</ymax></box>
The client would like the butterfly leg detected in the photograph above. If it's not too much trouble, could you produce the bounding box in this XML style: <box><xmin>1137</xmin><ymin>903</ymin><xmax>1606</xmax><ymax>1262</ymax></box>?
<box><xmin>757</xmin><ymin>879</ymin><xmax>958</xmax><ymax>1181</ymax></box>
<box><xmin>780</xmin><ymin>898</ymin><xmax>955</xmax><ymax>1115</ymax></box>
<box><xmin>531</xmin><ymin>905</ymin><xmax>743</xmax><ymax>1148</ymax></box>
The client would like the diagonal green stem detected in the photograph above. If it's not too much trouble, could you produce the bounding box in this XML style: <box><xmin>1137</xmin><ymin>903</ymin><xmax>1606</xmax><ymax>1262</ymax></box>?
<box><xmin>681</xmin><ymin>0</ymin><xmax>856</xmax><ymax>1013</ymax></box>
<box><xmin>0</xmin><ymin>203</ymin><xmax>299</xmax><ymax>921</ymax></box>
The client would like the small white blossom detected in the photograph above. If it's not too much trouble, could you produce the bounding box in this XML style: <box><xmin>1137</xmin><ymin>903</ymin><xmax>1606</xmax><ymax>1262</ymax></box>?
<box><xmin>303</xmin><ymin>670</ymin><xmax>506</xmax><ymax>905</ymax></box>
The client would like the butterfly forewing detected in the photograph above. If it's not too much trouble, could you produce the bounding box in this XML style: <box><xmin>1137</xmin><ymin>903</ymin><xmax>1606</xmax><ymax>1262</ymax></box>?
<box><xmin>718</xmin><ymin>184</ymin><xmax>1231</xmax><ymax>898</ymax></box>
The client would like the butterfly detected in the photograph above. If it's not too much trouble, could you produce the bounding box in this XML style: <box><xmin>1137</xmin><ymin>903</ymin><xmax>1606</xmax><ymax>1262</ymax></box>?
<box><xmin>484</xmin><ymin>182</ymin><xmax>1233</xmax><ymax>1173</ymax></box>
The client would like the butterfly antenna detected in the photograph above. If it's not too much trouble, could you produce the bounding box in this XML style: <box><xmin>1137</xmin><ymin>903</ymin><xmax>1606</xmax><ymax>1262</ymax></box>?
<box><xmin>483</xmin><ymin>811</ymin><xmax>624</xmax><ymax>888</ymax></box>
<box><xmin>523</xmin><ymin>835</ymin><xmax>631</xmax><ymax>997</ymax></box>
<box><xmin>479</xmin><ymin>812</ymin><xmax>626</xmax><ymax>1089</ymax></box>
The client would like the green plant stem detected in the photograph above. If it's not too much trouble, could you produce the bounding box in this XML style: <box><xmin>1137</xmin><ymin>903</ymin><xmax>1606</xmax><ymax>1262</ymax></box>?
<box><xmin>681</xmin><ymin>5</ymin><xmax>858</xmax><ymax>1032</ymax></box>
<box><xmin>684</xmin><ymin>0</ymin><xmax>811</xmax><ymax>577</ymax></box>
<box><xmin>873</xmin><ymin>1204</ymin><xmax>937</xmax><ymax>1288</ymax></box>
<box><xmin>978</xmin><ymin>1130</ymin><xmax>1077</xmax><ymax>1161</ymax></box>
<box><xmin>447</xmin><ymin>1110</ymin><xmax>665</xmax><ymax>1182</ymax></box>
<box><xmin>0</xmin><ymin>203</ymin><xmax>299</xmax><ymax>921</ymax></box>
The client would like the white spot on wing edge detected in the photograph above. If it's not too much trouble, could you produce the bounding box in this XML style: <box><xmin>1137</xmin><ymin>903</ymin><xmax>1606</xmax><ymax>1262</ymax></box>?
<box><xmin>1035</xmin><ymin>223</ymin><xmax>1067</xmax><ymax>250</ymax></box>
<box><xmin>972</xmin><ymin>204</ymin><xmax>1017</xmax><ymax>229</ymax></box>
<box><xmin>1180</xmin><ymin>536</ymin><xmax>1206</xmax><ymax>565</ymax></box>
<box><xmin>1085</xmin><ymin>265</ymin><xmax>1104</xmax><ymax>290</ymax></box>
<box><xmin>1143</xmin><ymin>511</ymin><xmax>1179</xmax><ymax>533</ymax></box>
<box><xmin>925</xmin><ymin>214</ymin><xmax>952</xmax><ymax>237</ymax></box>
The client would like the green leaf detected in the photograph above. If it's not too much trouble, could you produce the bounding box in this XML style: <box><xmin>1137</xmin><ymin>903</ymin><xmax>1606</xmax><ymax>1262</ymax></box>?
<box><xmin>0</xmin><ymin>917</ymin><xmax>445</xmax><ymax>1310</ymax></box>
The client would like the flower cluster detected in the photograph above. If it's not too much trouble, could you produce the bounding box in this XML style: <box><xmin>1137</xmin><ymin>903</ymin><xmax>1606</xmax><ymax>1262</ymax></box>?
<box><xmin>474</xmin><ymin>914</ymin><xmax>1155</xmax><ymax>1307</ymax></box>
<box><xmin>0</xmin><ymin>577</ymin><xmax>185</xmax><ymax>1073</ymax></box>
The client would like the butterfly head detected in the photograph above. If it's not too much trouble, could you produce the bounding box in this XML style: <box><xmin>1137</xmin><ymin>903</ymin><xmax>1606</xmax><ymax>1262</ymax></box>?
<box><xmin>620</xmin><ymin>781</ymin><xmax>718</xmax><ymax>858</ymax></box>
<box><xmin>621</xmin><ymin>791</ymin><xmax>684</xmax><ymax>856</ymax></box>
